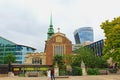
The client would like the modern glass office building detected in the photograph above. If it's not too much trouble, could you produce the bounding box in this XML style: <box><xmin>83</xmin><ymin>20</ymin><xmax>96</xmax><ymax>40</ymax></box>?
<box><xmin>73</xmin><ymin>39</ymin><xmax>104</xmax><ymax>56</ymax></box>
<box><xmin>74</xmin><ymin>27</ymin><xmax>94</xmax><ymax>44</ymax></box>
<box><xmin>85</xmin><ymin>39</ymin><xmax>104</xmax><ymax>56</ymax></box>
<box><xmin>0</xmin><ymin>36</ymin><xmax>36</xmax><ymax>64</ymax></box>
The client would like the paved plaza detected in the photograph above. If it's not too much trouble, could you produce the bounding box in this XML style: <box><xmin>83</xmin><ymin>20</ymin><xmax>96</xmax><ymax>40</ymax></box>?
<box><xmin>0</xmin><ymin>75</ymin><xmax>120</xmax><ymax>80</ymax></box>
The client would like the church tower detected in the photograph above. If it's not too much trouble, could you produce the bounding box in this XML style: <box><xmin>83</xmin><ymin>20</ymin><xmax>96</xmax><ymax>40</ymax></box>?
<box><xmin>45</xmin><ymin>14</ymin><xmax>72</xmax><ymax>65</ymax></box>
<box><xmin>47</xmin><ymin>14</ymin><xmax>54</xmax><ymax>39</ymax></box>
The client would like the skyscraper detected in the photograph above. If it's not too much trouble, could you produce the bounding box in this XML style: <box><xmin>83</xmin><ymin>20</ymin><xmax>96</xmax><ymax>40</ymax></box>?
<box><xmin>74</xmin><ymin>27</ymin><xmax>94</xmax><ymax>44</ymax></box>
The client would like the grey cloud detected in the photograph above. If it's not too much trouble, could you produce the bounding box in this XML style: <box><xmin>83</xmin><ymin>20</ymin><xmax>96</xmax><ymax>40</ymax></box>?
<box><xmin>0</xmin><ymin>5</ymin><xmax>48</xmax><ymax>37</ymax></box>
<box><xmin>0</xmin><ymin>4</ymin><xmax>48</xmax><ymax>51</ymax></box>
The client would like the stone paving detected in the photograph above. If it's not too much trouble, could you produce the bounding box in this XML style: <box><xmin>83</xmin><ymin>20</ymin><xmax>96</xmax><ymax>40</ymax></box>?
<box><xmin>0</xmin><ymin>75</ymin><xmax>120</xmax><ymax>80</ymax></box>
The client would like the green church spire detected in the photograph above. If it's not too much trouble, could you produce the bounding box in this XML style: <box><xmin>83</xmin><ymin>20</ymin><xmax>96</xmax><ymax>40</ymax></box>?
<box><xmin>50</xmin><ymin>14</ymin><xmax>53</xmax><ymax>27</ymax></box>
<box><xmin>47</xmin><ymin>14</ymin><xmax>54</xmax><ymax>39</ymax></box>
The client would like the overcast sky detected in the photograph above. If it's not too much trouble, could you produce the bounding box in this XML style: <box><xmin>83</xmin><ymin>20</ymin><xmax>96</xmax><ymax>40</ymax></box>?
<box><xmin>0</xmin><ymin>0</ymin><xmax>120</xmax><ymax>52</ymax></box>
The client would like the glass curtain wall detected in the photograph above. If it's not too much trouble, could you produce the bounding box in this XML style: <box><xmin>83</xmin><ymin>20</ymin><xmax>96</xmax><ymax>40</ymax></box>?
<box><xmin>0</xmin><ymin>37</ymin><xmax>36</xmax><ymax>64</ymax></box>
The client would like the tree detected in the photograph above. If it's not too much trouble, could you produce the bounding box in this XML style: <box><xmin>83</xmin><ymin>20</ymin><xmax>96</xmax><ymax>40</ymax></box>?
<box><xmin>72</xmin><ymin>47</ymin><xmax>94</xmax><ymax>68</ymax></box>
<box><xmin>78</xmin><ymin>47</ymin><xmax>96</xmax><ymax>68</ymax></box>
<box><xmin>4</xmin><ymin>53</ymin><xmax>16</xmax><ymax>64</ymax></box>
<box><xmin>63</xmin><ymin>54</ymin><xmax>74</xmax><ymax>75</ymax></box>
<box><xmin>71</xmin><ymin>54</ymin><xmax>81</xmax><ymax>67</ymax></box>
<box><xmin>64</xmin><ymin>54</ymin><xmax>73</xmax><ymax>65</ymax></box>
<box><xmin>53</xmin><ymin>55</ymin><xmax>65</xmax><ymax>68</ymax></box>
<box><xmin>0</xmin><ymin>52</ymin><xmax>3</xmax><ymax>64</ymax></box>
<box><xmin>101</xmin><ymin>16</ymin><xmax>120</xmax><ymax>63</ymax></box>
<box><xmin>73</xmin><ymin>47</ymin><xmax>108</xmax><ymax>68</ymax></box>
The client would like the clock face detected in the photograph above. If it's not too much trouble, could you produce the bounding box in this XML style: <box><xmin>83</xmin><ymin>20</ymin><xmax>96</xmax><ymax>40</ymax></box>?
<box><xmin>56</xmin><ymin>36</ymin><xmax>62</xmax><ymax>42</ymax></box>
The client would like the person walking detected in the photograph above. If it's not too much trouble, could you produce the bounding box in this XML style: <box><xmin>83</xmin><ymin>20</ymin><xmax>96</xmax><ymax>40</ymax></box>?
<box><xmin>47</xmin><ymin>69</ymin><xmax>51</xmax><ymax>80</ymax></box>
<box><xmin>50</xmin><ymin>68</ymin><xmax>55</xmax><ymax>80</ymax></box>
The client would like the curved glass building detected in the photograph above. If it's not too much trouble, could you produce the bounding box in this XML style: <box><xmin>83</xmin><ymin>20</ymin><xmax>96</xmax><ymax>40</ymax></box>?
<box><xmin>0</xmin><ymin>36</ymin><xmax>36</xmax><ymax>64</ymax></box>
<box><xmin>74</xmin><ymin>27</ymin><xmax>94</xmax><ymax>44</ymax></box>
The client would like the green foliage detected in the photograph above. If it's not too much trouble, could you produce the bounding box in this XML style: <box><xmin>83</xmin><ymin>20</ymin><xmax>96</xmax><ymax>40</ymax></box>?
<box><xmin>87</xmin><ymin>68</ymin><xmax>100</xmax><ymax>75</ymax></box>
<box><xmin>59</xmin><ymin>68</ymin><xmax>66</xmax><ymax>76</ymax></box>
<box><xmin>19</xmin><ymin>73</ymin><xmax>25</xmax><ymax>77</ymax></box>
<box><xmin>63</xmin><ymin>54</ymin><xmax>73</xmax><ymax>65</ymax></box>
<box><xmin>4</xmin><ymin>53</ymin><xmax>16</xmax><ymax>64</ymax></box>
<box><xmin>84</xmin><ymin>56</ymin><xmax>108</xmax><ymax>68</ymax></box>
<box><xmin>118</xmin><ymin>63</ymin><xmax>120</xmax><ymax>68</ymax></box>
<box><xmin>95</xmin><ymin>57</ymin><xmax>109</xmax><ymax>68</ymax></box>
<box><xmin>71</xmin><ymin>54</ymin><xmax>81</xmax><ymax>67</ymax></box>
<box><xmin>0</xmin><ymin>52</ymin><xmax>3</xmax><ymax>64</ymax></box>
<box><xmin>72</xmin><ymin>67</ymin><xmax>82</xmax><ymax>76</ymax></box>
<box><xmin>111</xmin><ymin>48</ymin><xmax>120</xmax><ymax>62</ymax></box>
<box><xmin>101</xmin><ymin>16</ymin><xmax>120</xmax><ymax>62</ymax></box>
<box><xmin>73</xmin><ymin>47</ymin><xmax>108</xmax><ymax>68</ymax></box>
<box><xmin>108</xmin><ymin>68</ymin><xmax>117</xmax><ymax>73</ymax></box>
<box><xmin>77</xmin><ymin>47</ymin><xmax>95</xmax><ymax>68</ymax></box>
<box><xmin>53</xmin><ymin>55</ymin><xmax>65</xmax><ymax>68</ymax></box>
<box><xmin>71</xmin><ymin>47</ymin><xmax>92</xmax><ymax>67</ymax></box>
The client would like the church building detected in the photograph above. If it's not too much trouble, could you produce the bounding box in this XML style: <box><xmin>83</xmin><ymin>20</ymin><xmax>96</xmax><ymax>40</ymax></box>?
<box><xmin>44</xmin><ymin>15</ymin><xmax>72</xmax><ymax>65</ymax></box>
<box><xmin>24</xmin><ymin>15</ymin><xmax>72</xmax><ymax>66</ymax></box>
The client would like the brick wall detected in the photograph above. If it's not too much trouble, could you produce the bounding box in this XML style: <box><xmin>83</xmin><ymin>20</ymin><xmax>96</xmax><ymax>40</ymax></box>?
<box><xmin>45</xmin><ymin>33</ymin><xmax>72</xmax><ymax>65</ymax></box>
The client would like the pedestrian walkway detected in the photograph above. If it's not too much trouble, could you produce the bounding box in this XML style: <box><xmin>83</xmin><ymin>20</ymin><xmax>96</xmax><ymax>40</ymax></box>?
<box><xmin>0</xmin><ymin>75</ymin><xmax>120</xmax><ymax>80</ymax></box>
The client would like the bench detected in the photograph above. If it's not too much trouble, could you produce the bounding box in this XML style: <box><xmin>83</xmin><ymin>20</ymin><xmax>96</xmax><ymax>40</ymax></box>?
<box><xmin>99</xmin><ymin>70</ymin><xmax>108</xmax><ymax>75</ymax></box>
<box><xmin>28</xmin><ymin>72</ymin><xmax>39</xmax><ymax>77</ymax></box>
<box><xmin>55</xmin><ymin>76</ymin><xmax>69</xmax><ymax>78</ymax></box>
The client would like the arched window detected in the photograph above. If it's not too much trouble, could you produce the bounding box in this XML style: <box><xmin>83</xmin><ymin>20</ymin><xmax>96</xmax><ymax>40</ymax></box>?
<box><xmin>32</xmin><ymin>58</ymin><xmax>34</xmax><ymax>64</ymax></box>
<box><xmin>39</xmin><ymin>59</ymin><xmax>42</xmax><ymax>65</ymax></box>
<box><xmin>54</xmin><ymin>45</ymin><xmax>65</xmax><ymax>56</ymax></box>
<box><xmin>32</xmin><ymin>58</ymin><xmax>42</xmax><ymax>65</ymax></box>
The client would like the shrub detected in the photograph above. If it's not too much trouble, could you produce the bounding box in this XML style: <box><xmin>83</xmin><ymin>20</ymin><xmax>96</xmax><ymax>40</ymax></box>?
<box><xmin>87</xmin><ymin>68</ymin><xmax>100</xmax><ymax>75</ymax></box>
<box><xmin>118</xmin><ymin>63</ymin><xmax>120</xmax><ymax>68</ymax></box>
<box><xmin>84</xmin><ymin>56</ymin><xmax>109</xmax><ymax>69</ymax></box>
<box><xmin>19</xmin><ymin>73</ymin><xmax>25</xmax><ymax>77</ymax></box>
<box><xmin>72</xmin><ymin>67</ymin><xmax>82</xmax><ymax>76</ymax></box>
<box><xmin>108</xmin><ymin>68</ymin><xmax>117</xmax><ymax>73</ymax></box>
<box><xmin>59</xmin><ymin>68</ymin><xmax>66</xmax><ymax>76</ymax></box>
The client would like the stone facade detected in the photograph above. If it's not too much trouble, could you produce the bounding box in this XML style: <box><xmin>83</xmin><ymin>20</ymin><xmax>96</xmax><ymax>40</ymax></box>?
<box><xmin>45</xmin><ymin>32</ymin><xmax>72</xmax><ymax>65</ymax></box>
<box><xmin>24</xmin><ymin>52</ymin><xmax>46</xmax><ymax>65</ymax></box>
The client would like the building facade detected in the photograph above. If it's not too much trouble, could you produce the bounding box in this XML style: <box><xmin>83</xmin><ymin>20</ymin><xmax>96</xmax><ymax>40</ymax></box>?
<box><xmin>44</xmin><ymin>15</ymin><xmax>72</xmax><ymax>65</ymax></box>
<box><xmin>72</xmin><ymin>44</ymin><xmax>82</xmax><ymax>51</ymax></box>
<box><xmin>85</xmin><ymin>39</ymin><xmax>104</xmax><ymax>56</ymax></box>
<box><xmin>0</xmin><ymin>36</ymin><xmax>36</xmax><ymax>64</ymax></box>
<box><xmin>45</xmin><ymin>31</ymin><xmax>72</xmax><ymax>65</ymax></box>
<box><xmin>24</xmin><ymin>52</ymin><xmax>46</xmax><ymax>65</ymax></box>
<box><xmin>74</xmin><ymin>27</ymin><xmax>94</xmax><ymax>44</ymax></box>
<box><xmin>72</xmin><ymin>39</ymin><xmax>104</xmax><ymax>56</ymax></box>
